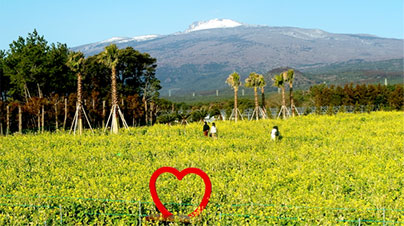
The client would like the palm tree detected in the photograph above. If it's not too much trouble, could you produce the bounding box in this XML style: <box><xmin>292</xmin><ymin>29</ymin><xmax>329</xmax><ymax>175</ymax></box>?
<box><xmin>245</xmin><ymin>72</ymin><xmax>266</xmax><ymax>120</ymax></box>
<box><xmin>67</xmin><ymin>51</ymin><xmax>86</xmax><ymax>135</ymax></box>
<box><xmin>98</xmin><ymin>44</ymin><xmax>127</xmax><ymax>134</ymax></box>
<box><xmin>226</xmin><ymin>72</ymin><xmax>241</xmax><ymax>122</ymax></box>
<box><xmin>258</xmin><ymin>75</ymin><xmax>267</xmax><ymax>113</ymax></box>
<box><xmin>285</xmin><ymin>69</ymin><xmax>296</xmax><ymax>116</ymax></box>
<box><xmin>272</xmin><ymin>73</ymin><xmax>287</xmax><ymax>118</ymax></box>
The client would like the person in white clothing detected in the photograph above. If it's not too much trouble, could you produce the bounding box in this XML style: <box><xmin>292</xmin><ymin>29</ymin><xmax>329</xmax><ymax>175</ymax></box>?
<box><xmin>271</xmin><ymin>126</ymin><xmax>280</xmax><ymax>140</ymax></box>
<box><xmin>210</xmin><ymin>122</ymin><xmax>217</xmax><ymax>139</ymax></box>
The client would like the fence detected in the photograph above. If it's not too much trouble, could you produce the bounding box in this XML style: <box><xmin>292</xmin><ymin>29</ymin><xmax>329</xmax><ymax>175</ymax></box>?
<box><xmin>191</xmin><ymin>105</ymin><xmax>382</xmax><ymax>121</ymax></box>
<box><xmin>0</xmin><ymin>194</ymin><xmax>403</xmax><ymax>225</ymax></box>
<box><xmin>0</xmin><ymin>102</ymin><xmax>390</xmax><ymax>134</ymax></box>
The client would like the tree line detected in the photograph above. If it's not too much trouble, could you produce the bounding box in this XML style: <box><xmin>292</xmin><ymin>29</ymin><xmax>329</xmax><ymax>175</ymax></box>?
<box><xmin>0</xmin><ymin>30</ymin><xmax>166</xmax><ymax>134</ymax></box>
<box><xmin>309</xmin><ymin>83</ymin><xmax>403</xmax><ymax>109</ymax></box>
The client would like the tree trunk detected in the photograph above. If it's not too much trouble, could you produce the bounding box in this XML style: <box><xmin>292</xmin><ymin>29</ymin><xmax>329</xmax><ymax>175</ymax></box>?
<box><xmin>77</xmin><ymin>72</ymin><xmax>83</xmax><ymax>135</ymax></box>
<box><xmin>254</xmin><ymin>87</ymin><xmax>259</xmax><ymax>120</ymax></box>
<box><xmin>234</xmin><ymin>88</ymin><xmax>238</xmax><ymax>122</ymax></box>
<box><xmin>282</xmin><ymin>87</ymin><xmax>286</xmax><ymax>119</ymax></box>
<box><xmin>261</xmin><ymin>87</ymin><xmax>266</xmax><ymax>113</ymax></box>
<box><xmin>282</xmin><ymin>72</ymin><xmax>287</xmax><ymax>119</ymax></box>
<box><xmin>54</xmin><ymin>102</ymin><xmax>58</xmax><ymax>131</ymax></box>
<box><xmin>63</xmin><ymin>98</ymin><xmax>67</xmax><ymax>130</ymax></box>
<box><xmin>290</xmin><ymin>83</ymin><xmax>295</xmax><ymax>117</ymax></box>
<box><xmin>6</xmin><ymin>105</ymin><xmax>10</xmax><ymax>135</ymax></box>
<box><xmin>18</xmin><ymin>104</ymin><xmax>22</xmax><ymax>133</ymax></box>
<box><xmin>143</xmin><ymin>98</ymin><xmax>148</xmax><ymax>125</ymax></box>
<box><xmin>41</xmin><ymin>105</ymin><xmax>44</xmax><ymax>133</ymax></box>
<box><xmin>92</xmin><ymin>98</ymin><xmax>96</xmax><ymax>127</ymax></box>
<box><xmin>38</xmin><ymin>108</ymin><xmax>41</xmax><ymax>132</ymax></box>
<box><xmin>111</xmin><ymin>66</ymin><xmax>118</xmax><ymax>134</ymax></box>
<box><xmin>102</xmin><ymin>100</ymin><xmax>106</xmax><ymax>128</ymax></box>
<box><xmin>150</xmin><ymin>102</ymin><xmax>154</xmax><ymax>125</ymax></box>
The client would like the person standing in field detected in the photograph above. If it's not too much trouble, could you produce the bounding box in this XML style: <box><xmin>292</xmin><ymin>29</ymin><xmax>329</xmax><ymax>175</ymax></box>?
<box><xmin>210</xmin><ymin>122</ymin><xmax>217</xmax><ymax>139</ymax></box>
<box><xmin>203</xmin><ymin>122</ymin><xmax>210</xmax><ymax>137</ymax></box>
<box><xmin>271</xmin><ymin>126</ymin><xmax>280</xmax><ymax>141</ymax></box>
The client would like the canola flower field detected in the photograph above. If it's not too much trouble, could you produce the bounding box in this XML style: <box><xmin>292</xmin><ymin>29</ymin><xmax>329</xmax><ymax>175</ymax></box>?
<box><xmin>0</xmin><ymin>111</ymin><xmax>403</xmax><ymax>225</ymax></box>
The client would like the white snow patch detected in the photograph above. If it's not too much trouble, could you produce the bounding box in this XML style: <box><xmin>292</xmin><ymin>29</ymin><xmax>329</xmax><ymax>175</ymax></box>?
<box><xmin>185</xmin><ymin>19</ymin><xmax>242</xmax><ymax>33</ymax></box>
<box><xmin>281</xmin><ymin>29</ymin><xmax>328</xmax><ymax>40</ymax></box>
<box><xmin>100</xmin><ymin>37</ymin><xmax>129</xmax><ymax>43</ymax></box>
<box><xmin>99</xmin><ymin>35</ymin><xmax>159</xmax><ymax>44</ymax></box>
<box><xmin>130</xmin><ymin>35</ymin><xmax>158</xmax><ymax>42</ymax></box>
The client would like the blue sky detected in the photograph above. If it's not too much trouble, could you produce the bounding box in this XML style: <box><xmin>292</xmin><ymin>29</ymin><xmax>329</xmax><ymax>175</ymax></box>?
<box><xmin>0</xmin><ymin>0</ymin><xmax>403</xmax><ymax>50</ymax></box>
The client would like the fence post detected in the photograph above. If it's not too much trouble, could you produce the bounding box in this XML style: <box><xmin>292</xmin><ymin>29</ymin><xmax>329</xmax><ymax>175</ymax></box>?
<box><xmin>138</xmin><ymin>201</ymin><xmax>141</xmax><ymax>225</ymax></box>
<box><xmin>383</xmin><ymin>208</ymin><xmax>385</xmax><ymax>226</ymax></box>
<box><xmin>59</xmin><ymin>204</ymin><xmax>63</xmax><ymax>225</ymax></box>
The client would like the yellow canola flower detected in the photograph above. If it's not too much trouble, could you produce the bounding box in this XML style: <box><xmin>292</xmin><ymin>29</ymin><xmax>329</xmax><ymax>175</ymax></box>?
<box><xmin>0</xmin><ymin>111</ymin><xmax>402</xmax><ymax>225</ymax></box>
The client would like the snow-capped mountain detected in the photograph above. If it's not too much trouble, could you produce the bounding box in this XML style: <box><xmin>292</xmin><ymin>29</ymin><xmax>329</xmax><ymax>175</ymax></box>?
<box><xmin>88</xmin><ymin>19</ymin><xmax>242</xmax><ymax>46</ymax></box>
<box><xmin>185</xmin><ymin>18</ymin><xmax>243</xmax><ymax>33</ymax></box>
<box><xmin>72</xmin><ymin>19</ymin><xmax>403</xmax><ymax>93</ymax></box>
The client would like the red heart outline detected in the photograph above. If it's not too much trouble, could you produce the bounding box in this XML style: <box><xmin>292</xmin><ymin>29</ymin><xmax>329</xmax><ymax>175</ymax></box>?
<box><xmin>149</xmin><ymin>167</ymin><xmax>212</xmax><ymax>218</ymax></box>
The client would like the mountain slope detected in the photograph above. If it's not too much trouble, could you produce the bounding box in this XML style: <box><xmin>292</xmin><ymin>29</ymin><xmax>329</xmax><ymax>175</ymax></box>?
<box><xmin>72</xmin><ymin>19</ymin><xmax>403</xmax><ymax>94</ymax></box>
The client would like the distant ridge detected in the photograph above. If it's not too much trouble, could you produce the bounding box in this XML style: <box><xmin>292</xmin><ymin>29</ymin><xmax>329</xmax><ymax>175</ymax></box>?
<box><xmin>72</xmin><ymin>19</ymin><xmax>403</xmax><ymax>94</ymax></box>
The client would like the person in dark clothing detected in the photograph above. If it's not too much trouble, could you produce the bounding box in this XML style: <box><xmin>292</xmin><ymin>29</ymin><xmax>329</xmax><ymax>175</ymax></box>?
<box><xmin>203</xmin><ymin>122</ymin><xmax>210</xmax><ymax>136</ymax></box>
